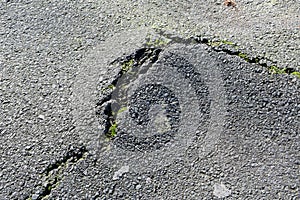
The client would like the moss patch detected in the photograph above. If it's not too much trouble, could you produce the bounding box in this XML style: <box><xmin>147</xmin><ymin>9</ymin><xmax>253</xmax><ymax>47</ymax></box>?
<box><xmin>121</xmin><ymin>59</ymin><xmax>134</xmax><ymax>72</ymax></box>
<box><xmin>117</xmin><ymin>106</ymin><xmax>128</xmax><ymax>114</ymax></box>
<box><xmin>291</xmin><ymin>71</ymin><xmax>300</xmax><ymax>78</ymax></box>
<box><xmin>269</xmin><ymin>65</ymin><xmax>286</xmax><ymax>74</ymax></box>
<box><xmin>194</xmin><ymin>35</ymin><xmax>299</xmax><ymax>79</ymax></box>
<box><xmin>238</xmin><ymin>52</ymin><xmax>250</xmax><ymax>62</ymax></box>
<box><xmin>108</xmin><ymin>122</ymin><xmax>118</xmax><ymax>138</ymax></box>
<box><xmin>208</xmin><ymin>40</ymin><xmax>236</xmax><ymax>47</ymax></box>
<box><xmin>145</xmin><ymin>36</ymin><xmax>170</xmax><ymax>47</ymax></box>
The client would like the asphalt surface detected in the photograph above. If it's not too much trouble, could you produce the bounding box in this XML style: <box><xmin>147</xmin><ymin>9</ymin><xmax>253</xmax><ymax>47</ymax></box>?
<box><xmin>0</xmin><ymin>0</ymin><xmax>299</xmax><ymax>199</ymax></box>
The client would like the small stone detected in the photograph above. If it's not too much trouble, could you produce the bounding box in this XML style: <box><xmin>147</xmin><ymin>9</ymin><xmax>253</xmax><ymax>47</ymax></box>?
<box><xmin>37</xmin><ymin>115</ymin><xmax>45</xmax><ymax>120</ymax></box>
<box><xmin>213</xmin><ymin>183</ymin><xmax>231</xmax><ymax>198</ymax></box>
<box><xmin>32</xmin><ymin>194</ymin><xmax>39</xmax><ymax>200</ymax></box>
<box><xmin>103</xmin><ymin>188</ymin><xmax>109</xmax><ymax>193</ymax></box>
<box><xmin>146</xmin><ymin>177</ymin><xmax>152</xmax><ymax>184</ymax></box>
<box><xmin>136</xmin><ymin>184</ymin><xmax>142</xmax><ymax>190</ymax></box>
<box><xmin>112</xmin><ymin>165</ymin><xmax>130</xmax><ymax>180</ymax></box>
<box><xmin>25</xmin><ymin>145</ymin><xmax>32</xmax><ymax>150</ymax></box>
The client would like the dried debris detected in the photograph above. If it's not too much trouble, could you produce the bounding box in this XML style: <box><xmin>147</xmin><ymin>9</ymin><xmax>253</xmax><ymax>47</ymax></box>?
<box><xmin>224</xmin><ymin>0</ymin><xmax>237</xmax><ymax>7</ymax></box>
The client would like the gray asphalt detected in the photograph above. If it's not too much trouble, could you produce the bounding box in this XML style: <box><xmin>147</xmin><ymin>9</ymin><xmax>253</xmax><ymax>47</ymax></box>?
<box><xmin>0</xmin><ymin>0</ymin><xmax>299</xmax><ymax>199</ymax></box>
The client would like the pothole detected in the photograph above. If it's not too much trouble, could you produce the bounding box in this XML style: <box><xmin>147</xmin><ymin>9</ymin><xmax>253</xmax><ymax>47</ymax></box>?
<box><xmin>73</xmin><ymin>28</ymin><xmax>226</xmax><ymax>172</ymax></box>
<box><xmin>97</xmin><ymin>47</ymin><xmax>218</xmax><ymax>172</ymax></box>
<box><xmin>98</xmin><ymin>45</ymin><xmax>211</xmax><ymax>153</ymax></box>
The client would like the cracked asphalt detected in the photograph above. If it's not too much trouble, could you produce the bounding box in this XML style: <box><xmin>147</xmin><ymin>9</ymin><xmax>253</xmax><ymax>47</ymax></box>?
<box><xmin>0</xmin><ymin>0</ymin><xmax>299</xmax><ymax>199</ymax></box>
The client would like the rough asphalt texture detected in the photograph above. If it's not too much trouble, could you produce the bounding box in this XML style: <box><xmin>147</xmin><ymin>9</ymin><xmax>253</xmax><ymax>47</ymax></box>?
<box><xmin>0</xmin><ymin>0</ymin><xmax>299</xmax><ymax>199</ymax></box>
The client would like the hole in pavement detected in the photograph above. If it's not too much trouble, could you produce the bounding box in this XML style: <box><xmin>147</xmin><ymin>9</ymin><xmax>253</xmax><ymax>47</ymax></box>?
<box><xmin>97</xmin><ymin>47</ymin><xmax>210</xmax><ymax>151</ymax></box>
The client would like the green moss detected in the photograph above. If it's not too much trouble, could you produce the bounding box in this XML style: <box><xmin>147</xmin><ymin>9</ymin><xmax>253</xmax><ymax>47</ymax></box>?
<box><xmin>221</xmin><ymin>40</ymin><xmax>235</xmax><ymax>45</ymax></box>
<box><xmin>108</xmin><ymin>122</ymin><xmax>117</xmax><ymax>137</ymax></box>
<box><xmin>238</xmin><ymin>53</ymin><xmax>249</xmax><ymax>62</ymax></box>
<box><xmin>117</xmin><ymin>106</ymin><xmax>128</xmax><ymax>114</ymax></box>
<box><xmin>146</xmin><ymin>37</ymin><xmax>170</xmax><ymax>47</ymax></box>
<box><xmin>101</xmin><ymin>84</ymin><xmax>116</xmax><ymax>93</ymax></box>
<box><xmin>196</xmin><ymin>35</ymin><xmax>299</xmax><ymax>79</ymax></box>
<box><xmin>41</xmin><ymin>196</ymin><xmax>49</xmax><ymax>200</ymax></box>
<box><xmin>208</xmin><ymin>41</ymin><xmax>221</xmax><ymax>47</ymax></box>
<box><xmin>208</xmin><ymin>40</ymin><xmax>236</xmax><ymax>47</ymax></box>
<box><xmin>291</xmin><ymin>71</ymin><xmax>300</xmax><ymax>78</ymax></box>
<box><xmin>121</xmin><ymin>59</ymin><xmax>134</xmax><ymax>72</ymax></box>
<box><xmin>269</xmin><ymin>66</ymin><xmax>286</xmax><ymax>74</ymax></box>
<box><xmin>107</xmin><ymin>84</ymin><xmax>115</xmax><ymax>89</ymax></box>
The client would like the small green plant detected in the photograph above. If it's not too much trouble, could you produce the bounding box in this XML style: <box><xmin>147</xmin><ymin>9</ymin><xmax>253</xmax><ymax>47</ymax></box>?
<box><xmin>208</xmin><ymin>41</ymin><xmax>221</xmax><ymax>47</ymax></box>
<box><xmin>291</xmin><ymin>71</ymin><xmax>300</xmax><ymax>79</ymax></box>
<box><xmin>238</xmin><ymin>52</ymin><xmax>249</xmax><ymax>62</ymax></box>
<box><xmin>108</xmin><ymin>122</ymin><xmax>117</xmax><ymax>137</ymax></box>
<box><xmin>107</xmin><ymin>84</ymin><xmax>115</xmax><ymax>89</ymax></box>
<box><xmin>101</xmin><ymin>84</ymin><xmax>116</xmax><ymax>93</ymax></box>
<box><xmin>269</xmin><ymin>66</ymin><xmax>286</xmax><ymax>74</ymax></box>
<box><xmin>121</xmin><ymin>59</ymin><xmax>134</xmax><ymax>72</ymax></box>
<box><xmin>221</xmin><ymin>40</ymin><xmax>235</xmax><ymax>45</ymax></box>
<box><xmin>238</xmin><ymin>53</ymin><xmax>249</xmax><ymax>61</ymax></box>
<box><xmin>117</xmin><ymin>106</ymin><xmax>128</xmax><ymax>114</ymax></box>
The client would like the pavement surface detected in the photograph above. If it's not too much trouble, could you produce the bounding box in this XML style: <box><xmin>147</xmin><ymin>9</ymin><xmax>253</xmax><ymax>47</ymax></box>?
<box><xmin>0</xmin><ymin>0</ymin><xmax>299</xmax><ymax>199</ymax></box>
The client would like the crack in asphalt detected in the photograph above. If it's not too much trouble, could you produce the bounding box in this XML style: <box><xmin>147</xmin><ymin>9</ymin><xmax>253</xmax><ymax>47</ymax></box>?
<box><xmin>96</xmin><ymin>48</ymin><xmax>162</xmax><ymax>108</ymax></box>
<box><xmin>95</xmin><ymin>48</ymin><xmax>162</xmax><ymax>138</ymax></box>
<box><xmin>26</xmin><ymin>146</ymin><xmax>88</xmax><ymax>200</ymax></box>
<box><xmin>96</xmin><ymin>31</ymin><xmax>298</xmax><ymax>144</ymax></box>
<box><xmin>154</xmin><ymin>30</ymin><xmax>299</xmax><ymax>77</ymax></box>
<box><xmin>192</xmin><ymin>36</ymin><xmax>300</xmax><ymax>78</ymax></box>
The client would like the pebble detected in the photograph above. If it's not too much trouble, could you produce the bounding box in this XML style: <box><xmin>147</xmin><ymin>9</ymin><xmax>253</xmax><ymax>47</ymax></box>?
<box><xmin>136</xmin><ymin>184</ymin><xmax>142</xmax><ymax>190</ymax></box>
<box><xmin>213</xmin><ymin>183</ymin><xmax>231</xmax><ymax>198</ymax></box>
<box><xmin>37</xmin><ymin>114</ymin><xmax>45</xmax><ymax>120</ymax></box>
<box><xmin>112</xmin><ymin>165</ymin><xmax>130</xmax><ymax>180</ymax></box>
